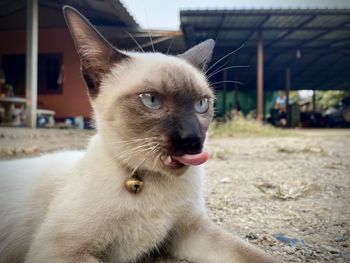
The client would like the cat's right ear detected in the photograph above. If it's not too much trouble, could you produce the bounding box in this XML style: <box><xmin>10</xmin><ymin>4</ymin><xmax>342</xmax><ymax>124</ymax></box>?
<box><xmin>63</xmin><ymin>6</ymin><xmax>128</xmax><ymax>98</ymax></box>
<box><xmin>178</xmin><ymin>39</ymin><xmax>215</xmax><ymax>72</ymax></box>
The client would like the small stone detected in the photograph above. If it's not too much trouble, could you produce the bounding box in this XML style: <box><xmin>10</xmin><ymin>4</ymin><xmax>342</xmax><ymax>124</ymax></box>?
<box><xmin>322</xmin><ymin>245</ymin><xmax>340</xmax><ymax>254</ymax></box>
<box><xmin>220</xmin><ymin>177</ymin><xmax>232</xmax><ymax>184</ymax></box>
<box><xmin>246</xmin><ymin>232</ymin><xmax>258</xmax><ymax>240</ymax></box>
<box><xmin>23</xmin><ymin>145</ymin><xmax>39</xmax><ymax>154</ymax></box>
<box><xmin>335</xmin><ymin>235</ymin><xmax>345</xmax><ymax>242</ymax></box>
<box><xmin>309</xmin><ymin>147</ymin><xmax>323</xmax><ymax>153</ymax></box>
<box><xmin>285</xmin><ymin>246</ymin><xmax>295</xmax><ymax>255</ymax></box>
<box><xmin>340</xmin><ymin>251</ymin><xmax>350</xmax><ymax>260</ymax></box>
<box><xmin>6</xmin><ymin>148</ymin><xmax>16</xmax><ymax>156</ymax></box>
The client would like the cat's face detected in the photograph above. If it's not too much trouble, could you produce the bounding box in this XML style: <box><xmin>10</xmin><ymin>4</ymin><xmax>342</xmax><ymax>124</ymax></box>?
<box><xmin>97</xmin><ymin>54</ymin><xmax>214</xmax><ymax>176</ymax></box>
<box><xmin>64</xmin><ymin>6</ymin><xmax>215</xmax><ymax>176</ymax></box>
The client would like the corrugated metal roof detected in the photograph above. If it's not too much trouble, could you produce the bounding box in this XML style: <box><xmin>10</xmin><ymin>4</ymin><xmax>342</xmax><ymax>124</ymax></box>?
<box><xmin>41</xmin><ymin>0</ymin><xmax>138</xmax><ymax>27</ymax></box>
<box><xmin>180</xmin><ymin>8</ymin><xmax>350</xmax><ymax>91</ymax></box>
<box><xmin>0</xmin><ymin>0</ymin><xmax>138</xmax><ymax>29</ymax></box>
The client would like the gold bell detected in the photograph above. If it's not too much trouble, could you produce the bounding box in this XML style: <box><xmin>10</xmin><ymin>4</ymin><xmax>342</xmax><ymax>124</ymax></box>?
<box><xmin>125</xmin><ymin>173</ymin><xmax>143</xmax><ymax>194</ymax></box>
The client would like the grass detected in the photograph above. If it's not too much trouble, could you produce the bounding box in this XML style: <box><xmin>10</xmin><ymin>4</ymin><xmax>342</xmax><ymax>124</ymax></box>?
<box><xmin>209</xmin><ymin>115</ymin><xmax>296</xmax><ymax>138</ymax></box>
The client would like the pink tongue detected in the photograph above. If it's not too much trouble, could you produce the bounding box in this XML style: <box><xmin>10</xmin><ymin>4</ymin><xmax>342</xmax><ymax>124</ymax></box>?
<box><xmin>172</xmin><ymin>151</ymin><xmax>209</xmax><ymax>166</ymax></box>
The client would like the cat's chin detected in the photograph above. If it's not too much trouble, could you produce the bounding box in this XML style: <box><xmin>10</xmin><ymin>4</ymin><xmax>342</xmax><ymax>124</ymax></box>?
<box><xmin>162</xmin><ymin>166</ymin><xmax>189</xmax><ymax>177</ymax></box>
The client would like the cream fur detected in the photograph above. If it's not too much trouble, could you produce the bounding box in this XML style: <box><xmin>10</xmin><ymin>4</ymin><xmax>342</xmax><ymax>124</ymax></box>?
<box><xmin>0</xmin><ymin>134</ymin><xmax>277</xmax><ymax>263</ymax></box>
<box><xmin>0</xmin><ymin>133</ymin><xmax>203</xmax><ymax>262</ymax></box>
<box><xmin>0</xmin><ymin>8</ymin><xmax>279</xmax><ymax>261</ymax></box>
<box><xmin>0</xmin><ymin>53</ymin><xmax>278</xmax><ymax>263</ymax></box>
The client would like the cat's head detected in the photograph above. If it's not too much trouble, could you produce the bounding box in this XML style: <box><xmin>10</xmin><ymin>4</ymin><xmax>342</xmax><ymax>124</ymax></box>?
<box><xmin>64</xmin><ymin>6</ymin><xmax>215</xmax><ymax>176</ymax></box>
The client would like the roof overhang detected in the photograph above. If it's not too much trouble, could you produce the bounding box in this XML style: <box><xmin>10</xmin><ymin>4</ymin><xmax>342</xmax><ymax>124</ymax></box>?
<box><xmin>0</xmin><ymin>0</ymin><xmax>185</xmax><ymax>53</ymax></box>
<box><xmin>180</xmin><ymin>9</ymin><xmax>350</xmax><ymax>91</ymax></box>
<box><xmin>0</xmin><ymin>0</ymin><xmax>138</xmax><ymax>30</ymax></box>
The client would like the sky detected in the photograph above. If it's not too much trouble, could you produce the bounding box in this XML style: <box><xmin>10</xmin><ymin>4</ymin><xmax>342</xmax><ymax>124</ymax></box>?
<box><xmin>122</xmin><ymin>0</ymin><xmax>350</xmax><ymax>30</ymax></box>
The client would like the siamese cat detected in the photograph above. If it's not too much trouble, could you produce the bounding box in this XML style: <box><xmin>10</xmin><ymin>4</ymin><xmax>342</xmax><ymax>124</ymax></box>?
<box><xmin>0</xmin><ymin>6</ymin><xmax>278</xmax><ymax>263</ymax></box>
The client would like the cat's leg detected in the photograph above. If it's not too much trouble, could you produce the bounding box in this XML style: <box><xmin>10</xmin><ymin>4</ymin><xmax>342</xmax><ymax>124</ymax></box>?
<box><xmin>26</xmin><ymin>248</ymin><xmax>101</xmax><ymax>263</ymax></box>
<box><xmin>26</xmin><ymin>254</ymin><xmax>100</xmax><ymax>263</ymax></box>
<box><xmin>169</xmin><ymin>215</ymin><xmax>279</xmax><ymax>263</ymax></box>
<box><xmin>24</xmin><ymin>213</ymin><xmax>104</xmax><ymax>263</ymax></box>
<box><xmin>25</xmin><ymin>238</ymin><xmax>102</xmax><ymax>263</ymax></box>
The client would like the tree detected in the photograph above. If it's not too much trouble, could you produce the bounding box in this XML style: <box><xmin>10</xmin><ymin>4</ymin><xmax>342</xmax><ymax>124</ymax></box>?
<box><xmin>316</xmin><ymin>90</ymin><xmax>350</xmax><ymax>110</ymax></box>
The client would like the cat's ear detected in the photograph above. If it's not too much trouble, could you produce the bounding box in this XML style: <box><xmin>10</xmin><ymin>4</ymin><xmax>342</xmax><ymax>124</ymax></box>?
<box><xmin>63</xmin><ymin>6</ymin><xmax>128</xmax><ymax>98</ymax></box>
<box><xmin>178</xmin><ymin>39</ymin><xmax>215</xmax><ymax>72</ymax></box>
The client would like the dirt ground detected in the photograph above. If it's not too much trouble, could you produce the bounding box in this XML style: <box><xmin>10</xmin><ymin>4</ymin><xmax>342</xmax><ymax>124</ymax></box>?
<box><xmin>0</xmin><ymin>127</ymin><xmax>349</xmax><ymax>262</ymax></box>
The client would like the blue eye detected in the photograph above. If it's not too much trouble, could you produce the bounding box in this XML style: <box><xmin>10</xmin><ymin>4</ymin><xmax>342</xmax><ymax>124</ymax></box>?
<box><xmin>195</xmin><ymin>98</ymin><xmax>209</xmax><ymax>113</ymax></box>
<box><xmin>139</xmin><ymin>93</ymin><xmax>161</xmax><ymax>110</ymax></box>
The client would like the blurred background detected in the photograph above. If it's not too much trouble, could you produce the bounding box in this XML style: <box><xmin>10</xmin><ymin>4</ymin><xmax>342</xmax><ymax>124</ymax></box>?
<box><xmin>0</xmin><ymin>0</ymin><xmax>349</xmax><ymax>129</ymax></box>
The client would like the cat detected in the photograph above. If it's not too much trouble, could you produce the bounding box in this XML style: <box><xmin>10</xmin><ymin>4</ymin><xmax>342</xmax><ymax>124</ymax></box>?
<box><xmin>0</xmin><ymin>6</ymin><xmax>278</xmax><ymax>263</ymax></box>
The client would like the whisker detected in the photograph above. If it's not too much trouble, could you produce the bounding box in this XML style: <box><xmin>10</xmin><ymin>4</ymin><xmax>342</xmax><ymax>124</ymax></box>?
<box><xmin>166</xmin><ymin>38</ymin><xmax>175</xmax><ymax>55</ymax></box>
<box><xmin>110</xmin><ymin>137</ymin><xmax>158</xmax><ymax>145</ymax></box>
<box><xmin>207</xmin><ymin>65</ymin><xmax>250</xmax><ymax>79</ymax></box>
<box><xmin>150</xmin><ymin>147</ymin><xmax>161</xmax><ymax>165</ymax></box>
<box><xmin>110</xmin><ymin>137</ymin><xmax>158</xmax><ymax>143</ymax></box>
<box><xmin>125</xmin><ymin>31</ymin><xmax>144</xmax><ymax>53</ymax></box>
<box><xmin>110</xmin><ymin>142</ymin><xmax>154</xmax><ymax>153</ymax></box>
<box><xmin>127</xmin><ymin>143</ymin><xmax>160</xmax><ymax>174</ymax></box>
<box><xmin>129</xmin><ymin>157</ymin><xmax>147</xmax><ymax>177</ymax></box>
<box><xmin>120</xmin><ymin>142</ymin><xmax>154</xmax><ymax>155</ymax></box>
<box><xmin>152</xmin><ymin>152</ymin><xmax>162</xmax><ymax>169</ymax></box>
<box><xmin>205</xmin><ymin>44</ymin><xmax>245</xmax><ymax>75</ymax></box>
<box><xmin>80</xmin><ymin>143</ymin><xmax>161</xmax><ymax>176</ymax></box>
<box><xmin>118</xmin><ymin>144</ymin><xmax>156</xmax><ymax>163</ymax></box>
<box><xmin>118</xmin><ymin>141</ymin><xmax>161</xmax><ymax>163</ymax></box>
<box><xmin>142</xmin><ymin>143</ymin><xmax>160</xmax><ymax>159</ymax></box>
<box><xmin>148</xmin><ymin>30</ymin><xmax>155</xmax><ymax>52</ymax></box>
<box><xmin>210</xmin><ymin>80</ymin><xmax>245</xmax><ymax>86</ymax></box>
<box><xmin>110</xmin><ymin>140</ymin><xmax>151</xmax><ymax>148</ymax></box>
<box><xmin>206</xmin><ymin>60</ymin><xmax>228</xmax><ymax>77</ymax></box>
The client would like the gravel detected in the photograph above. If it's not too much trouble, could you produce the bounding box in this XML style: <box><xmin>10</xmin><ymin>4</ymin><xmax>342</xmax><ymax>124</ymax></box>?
<box><xmin>1</xmin><ymin>128</ymin><xmax>349</xmax><ymax>262</ymax></box>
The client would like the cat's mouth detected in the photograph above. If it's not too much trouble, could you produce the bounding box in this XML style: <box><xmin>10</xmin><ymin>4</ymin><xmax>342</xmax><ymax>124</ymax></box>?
<box><xmin>160</xmin><ymin>152</ymin><xmax>209</xmax><ymax>169</ymax></box>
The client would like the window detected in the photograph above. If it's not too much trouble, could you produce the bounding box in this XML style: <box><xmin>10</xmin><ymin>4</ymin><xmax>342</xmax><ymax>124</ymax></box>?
<box><xmin>1</xmin><ymin>53</ymin><xmax>63</xmax><ymax>95</ymax></box>
<box><xmin>2</xmin><ymin>54</ymin><xmax>25</xmax><ymax>95</ymax></box>
<box><xmin>38</xmin><ymin>54</ymin><xmax>63</xmax><ymax>94</ymax></box>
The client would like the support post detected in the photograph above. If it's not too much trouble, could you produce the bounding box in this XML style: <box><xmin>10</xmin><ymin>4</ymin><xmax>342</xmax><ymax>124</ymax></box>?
<box><xmin>312</xmin><ymin>89</ymin><xmax>316</xmax><ymax>112</ymax></box>
<box><xmin>257</xmin><ymin>31</ymin><xmax>264</xmax><ymax>122</ymax></box>
<box><xmin>286</xmin><ymin>67</ymin><xmax>291</xmax><ymax>126</ymax></box>
<box><xmin>25</xmin><ymin>0</ymin><xmax>38</xmax><ymax>128</ymax></box>
<box><xmin>223</xmin><ymin>69</ymin><xmax>227</xmax><ymax>115</ymax></box>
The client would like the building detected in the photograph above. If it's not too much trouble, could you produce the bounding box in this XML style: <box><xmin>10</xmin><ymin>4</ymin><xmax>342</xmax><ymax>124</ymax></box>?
<box><xmin>180</xmin><ymin>8</ymin><xmax>350</xmax><ymax>122</ymax></box>
<box><xmin>0</xmin><ymin>0</ymin><xmax>184</xmax><ymax>127</ymax></box>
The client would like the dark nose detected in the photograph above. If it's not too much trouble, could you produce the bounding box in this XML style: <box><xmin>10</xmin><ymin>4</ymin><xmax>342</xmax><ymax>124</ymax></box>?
<box><xmin>178</xmin><ymin>133</ymin><xmax>202</xmax><ymax>154</ymax></box>
<box><xmin>170</xmin><ymin>114</ymin><xmax>204</xmax><ymax>154</ymax></box>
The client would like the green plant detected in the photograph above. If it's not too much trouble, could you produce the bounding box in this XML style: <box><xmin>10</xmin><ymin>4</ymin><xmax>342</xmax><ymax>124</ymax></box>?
<box><xmin>316</xmin><ymin>90</ymin><xmax>350</xmax><ymax>110</ymax></box>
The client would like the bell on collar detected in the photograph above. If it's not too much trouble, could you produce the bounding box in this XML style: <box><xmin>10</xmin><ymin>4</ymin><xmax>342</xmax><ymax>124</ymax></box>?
<box><xmin>125</xmin><ymin>173</ymin><xmax>143</xmax><ymax>194</ymax></box>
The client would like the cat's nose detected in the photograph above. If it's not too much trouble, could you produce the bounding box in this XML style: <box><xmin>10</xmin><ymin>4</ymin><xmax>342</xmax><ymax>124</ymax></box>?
<box><xmin>169</xmin><ymin>113</ymin><xmax>204</xmax><ymax>154</ymax></box>
<box><xmin>176</xmin><ymin>129</ymin><xmax>203</xmax><ymax>154</ymax></box>
<box><xmin>180</xmin><ymin>134</ymin><xmax>202</xmax><ymax>154</ymax></box>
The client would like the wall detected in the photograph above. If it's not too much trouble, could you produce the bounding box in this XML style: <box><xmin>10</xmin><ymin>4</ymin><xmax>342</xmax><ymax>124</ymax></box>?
<box><xmin>0</xmin><ymin>28</ymin><xmax>92</xmax><ymax>119</ymax></box>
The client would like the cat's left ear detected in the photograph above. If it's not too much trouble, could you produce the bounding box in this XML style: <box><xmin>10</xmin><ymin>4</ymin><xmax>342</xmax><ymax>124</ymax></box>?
<box><xmin>178</xmin><ymin>39</ymin><xmax>215</xmax><ymax>72</ymax></box>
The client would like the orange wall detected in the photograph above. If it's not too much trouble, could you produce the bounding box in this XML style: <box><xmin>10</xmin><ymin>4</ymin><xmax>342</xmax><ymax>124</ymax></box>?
<box><xmin>0</xmin><ymin>28</ymin><xmax>92</xmax><ymax>118</ymax></box>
